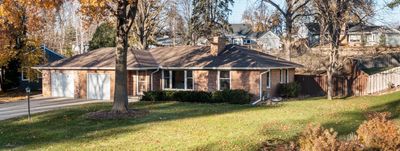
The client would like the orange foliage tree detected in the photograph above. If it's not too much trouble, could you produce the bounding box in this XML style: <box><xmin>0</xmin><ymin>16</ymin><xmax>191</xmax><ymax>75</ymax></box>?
<box><xmin>0</xmin><ymin>0</ymin><xmax>63</xmax><ymax>90</ymax></box>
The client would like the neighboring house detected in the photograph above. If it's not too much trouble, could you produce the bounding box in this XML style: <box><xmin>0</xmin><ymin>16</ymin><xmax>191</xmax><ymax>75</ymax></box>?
<box><xmin>347</xmin><ymin>25</ymin><xmax>400</xmax><ymax>47</ymax></box>
<box><xmin>225</xmin><ymin>24</ymin><xmax>281</xmax><ymax>51</ymax></box>
<box><xmin>155</xmin><ymin>36</ymin><xmax>184</xmax><ymax>47</ymax></box>
<box><xmin>33</xmin><ymin>37</ymin><xmax>302</xmax><ymax>102</ymax></box>
<box><xmin>196</xmin><ymin>37</ymin><xmax>209</xmax><ymax>46</ymax></box>
<box><xmin>304</xmin><ymin>23</ymin><xmax>350</xmax><ymax>47</ymax></box>
<box><xmin>226</xmin><ymin>24</ymin><xmax>252</xmax><ymax>45</ymax></box>
<box><xmin>20</xmin><ymin>46</ymin><xmax>65</xmax><ymax>90</ymax></box>
<box><xmin>254</xmin><ymin>31</ymin><xmax>281</xmax><ymax>51</ymax></box>
<box><xmin>305</xmin><ymin>23</ymin><xmax>400</xmax><ymax>47</ymax></box>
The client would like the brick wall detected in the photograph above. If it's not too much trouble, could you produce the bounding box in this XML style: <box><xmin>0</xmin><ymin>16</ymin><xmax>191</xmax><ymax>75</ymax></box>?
<box><xmin>231</xmin><ymin>70</ymin><xmax>261</xmax><ymax>99</ymax></box>
<box><xmin>42</xmin><ymin>68</ymin><xmax>296</xmax><ymax>100</ymax></box>
<box><xmin>193</xmin><ymin>70</ymin><xmax>218</xmax><ymax>92</ymax></box>
<box><xmin>42</xmin><ymin>70</ymin><xmax>51</xmax><ymax>97</ymax></box>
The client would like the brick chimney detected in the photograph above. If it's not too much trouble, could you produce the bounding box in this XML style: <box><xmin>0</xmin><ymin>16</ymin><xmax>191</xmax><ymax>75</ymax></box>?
<box><xmin>210</xmin><ymin>37</ymin><xmax>226</xmax><ymax>56</ymax></box>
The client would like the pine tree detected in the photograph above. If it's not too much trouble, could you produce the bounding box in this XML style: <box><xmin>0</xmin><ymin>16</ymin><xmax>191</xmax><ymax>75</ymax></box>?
<box><xmin>190</xmin><ymin>0</ymin><xmax>234</xmax><ymax>39</ymax></box>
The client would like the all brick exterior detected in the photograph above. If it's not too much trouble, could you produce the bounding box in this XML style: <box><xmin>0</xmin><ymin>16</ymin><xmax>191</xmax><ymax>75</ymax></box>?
<box><xmin>42</xmin><ymin>68</ymin><xmax>296</xmax><ymax>101</ymax></box>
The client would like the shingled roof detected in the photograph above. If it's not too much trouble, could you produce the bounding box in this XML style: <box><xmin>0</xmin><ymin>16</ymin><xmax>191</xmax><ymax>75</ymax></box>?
<box><xmin>35</xmin><ymin>44</ymin><xmax>302</xmax><ymax>70</ymax></box>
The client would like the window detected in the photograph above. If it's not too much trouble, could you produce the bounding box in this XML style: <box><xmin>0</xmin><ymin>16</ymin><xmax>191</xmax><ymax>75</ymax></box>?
<box><xmin>163</xmin><ymin>70</ymin><xmax>193</xmax><ymax>90</ymax></box>
<box><xmin>218</xmin><ymin>71</ymin><xmax>230</xmax><ymax>90</ymax></box>
<box><xmin>21</xmin><ymin>67</ymin><xmax>29</xmax><ymax>81</ymax></box>
<box><xmin>367</xmin><ymin>34</ymin><xmax>374</xmax><ymax>42</ymax></box>
<box><xmin>163</xmin><ymin>70</ymin><xmax>170</xmax><ymax>89</ymax></box>
<box><xmin>349</xmin><ymin>35</ymin><xmax>361</xmax><ymax>42</ymax></box>
<box><xmin>280</xmin><ymin>69</ymin><xmax>289</xmax><ymax>83</ymax></box>
<box><xmin>266</xmin><ymin>71</ymin><xmax>271</xmax><ymax>88</ymax></box>
<box><xmin>186</xmin><ymin>71</ymin><xmax>193</xmax><ymax>89</ymax></box>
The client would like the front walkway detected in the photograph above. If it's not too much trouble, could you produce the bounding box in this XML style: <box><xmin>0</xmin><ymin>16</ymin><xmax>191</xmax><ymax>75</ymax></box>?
<box><xmin>0</xmin><ymin>96</ymin><xmax>107</xmax><ymax>121</ymax></box>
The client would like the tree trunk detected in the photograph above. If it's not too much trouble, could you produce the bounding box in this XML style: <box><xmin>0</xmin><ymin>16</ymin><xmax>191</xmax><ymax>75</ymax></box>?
<box><xmin>327</xmin><ymin>46</ymin><xmax>339</xmax><ymax>100</ymax></box>
<box><xmin>284</xmin><ymin>17</ymin><xmax>293</xmax><ymax>61</ymax></box>
<box><xmin>0</xmin><ymin>67</ymin><xmax>3</xmax><ymax>92</ymax></box>
<box><xmin>111</xmin><ymin>2</ymin><xmax>131</xmax><ymax>113</ymax></box>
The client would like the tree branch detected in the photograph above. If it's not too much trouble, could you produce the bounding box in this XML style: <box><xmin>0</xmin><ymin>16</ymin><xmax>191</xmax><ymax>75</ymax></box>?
<box><xmin>262</xmin><ymin>0</ymin><xmax>287</xmax><ymax>16</ymax></box>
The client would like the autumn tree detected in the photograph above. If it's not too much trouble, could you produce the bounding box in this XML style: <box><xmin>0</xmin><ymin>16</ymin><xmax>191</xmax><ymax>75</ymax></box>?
<box><xmin>262</xmin><ymin>0</ymin><xmax>312</xmax><ymax>60</ymax></box>
<box><xmin>313</xmin><ymin>0</ymin><xmax>373</xmax><ymax>100</ymax></box>
<box><xmin>80</xmin><ymin>0</ymin><xmax>138</xmax><ymax>113</ymax></box>
<box><xmin>191</xmin><ymin>0</ymin><xmax>234</xmax><ymax>39</ymax></box>
<box><xmin>0</xmin><ymin>0</ymin><xmax>62</xmax><ymax>91</ymax></box>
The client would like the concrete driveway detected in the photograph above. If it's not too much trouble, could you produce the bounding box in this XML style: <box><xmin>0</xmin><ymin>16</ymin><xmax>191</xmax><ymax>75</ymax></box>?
<box><xmin>0</xmin><ymin>96</ymin><xmax>106</xmax><ymax>121</ymax></box>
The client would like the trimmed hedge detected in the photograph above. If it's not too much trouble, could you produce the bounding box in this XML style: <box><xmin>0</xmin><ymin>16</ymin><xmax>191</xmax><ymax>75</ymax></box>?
<box><xmin>141</xmin><ymin>89</ymin><xmax>252</xmax><ymax>104</ymax></box>
<box><xmin>212</xmin><ymin>89</ymin><xmax>252</xmax><ymax>104</ymax></box>
<box><xmin>278</xmin><ymin>82</ymin><xmax>301</xmax><ymax>98</ymax></box>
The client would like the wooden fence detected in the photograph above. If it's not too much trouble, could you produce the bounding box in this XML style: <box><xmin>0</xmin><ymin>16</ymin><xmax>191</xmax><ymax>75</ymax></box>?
<box><xmin>295</xmin><ymin>73</ymin><xmax>368</xmax><ymax>97</ymax></box>
<box><xmin>367</xmin><ymin>67</ymin><xmax>400</xmax><ymax>94</ymax></box>
<box><xmin>296</xmin><ymin>67</ymin><xmax>400</xmax><ymax>97</ymax></box>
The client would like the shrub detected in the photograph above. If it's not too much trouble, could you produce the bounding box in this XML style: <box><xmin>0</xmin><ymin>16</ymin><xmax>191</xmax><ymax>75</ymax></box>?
<box><xmin>298</xmin><ymin>124</ymin><xmax>340</xmax><ymax>151</ymax></box>
<box><xmin>141</xmin><ymin>89</ymin><xmax>251</xmax><ymax>104</ymax></box>
<box><xmin>278</xmin><ymin>82</ymin><xmax>301</xmax><ymax>98</ymax></box>
<box><xmin>356</xmin><ymin>112</ymin><xmax>400</xmax><ymax>150</ymax></box>
<box><xmin>170</xmin><ymin>91</ymin><xmax>212</xmax><ymax>103</ymax></box>
<box><xmin>141</xmin><ymin>91</ymin><xmax>166</xmax><ymax>101</ymax></box>
<box><xmin>212</xmin><ymin>89</ymin><xmax>252</xmax><ymax>104</ymax></box>
<box><xmin>298</xmin><ymin>124</ymin><xmax>362</xmax><ymax>151</ymax></box>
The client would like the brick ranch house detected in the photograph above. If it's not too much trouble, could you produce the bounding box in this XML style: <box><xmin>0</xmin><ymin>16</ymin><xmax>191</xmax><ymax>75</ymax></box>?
<box><xmin>33</xmin><ymin>37</ymin><xmax>302</xmax><ymax>102</ymax></box>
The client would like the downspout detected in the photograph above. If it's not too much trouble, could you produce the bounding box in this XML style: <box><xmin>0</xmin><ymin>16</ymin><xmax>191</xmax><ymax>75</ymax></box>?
<box><xmin>252</xmin><ymin>70</ymin><xmax>270</xmax><ymax>105</ymax></box>
<box><xmin>150</xmin><ymin>66</ymin><xmax>162</xmax><ymax>91</ymax></box>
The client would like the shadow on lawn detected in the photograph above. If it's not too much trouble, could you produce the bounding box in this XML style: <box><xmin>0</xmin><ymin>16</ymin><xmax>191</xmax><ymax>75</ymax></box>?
<box><xmin>0</xmin><ymin>101</ymin><xmax>274</xmax><ymax>149</ymax></box>
<box><xmin>322</xmin><ymin>97</ymin><xmax>400</xmax><ymax>136</ymax></box>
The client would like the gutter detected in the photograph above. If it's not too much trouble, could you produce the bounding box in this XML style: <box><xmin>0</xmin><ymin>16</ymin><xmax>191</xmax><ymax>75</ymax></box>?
<box><xmin>32</xmin><ymin>66</ymin><xmax>300</xmax><ymax>70</ymax></box>
<box><xmin>252</xmin><ymin>70</ymin><xmax>270</xmax><ymax>105</ymax></box>
<box><xmin>150</xmin><ymin>66</ymin><xmax>162</xmax><ymax>91</ymax></box>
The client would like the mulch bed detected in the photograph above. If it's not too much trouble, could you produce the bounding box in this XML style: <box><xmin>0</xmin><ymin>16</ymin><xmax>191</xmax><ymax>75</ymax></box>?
<box><xmin>86</xmin><ymin>109</ymin><xmax>150</xmax><ymax>120</ymax></box>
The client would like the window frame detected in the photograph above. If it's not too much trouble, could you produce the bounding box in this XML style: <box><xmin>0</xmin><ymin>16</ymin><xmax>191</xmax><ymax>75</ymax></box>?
<box><xmin>162</xmin><ymin>70</ymin><xmax>194</xmax><ymax>91</ymax></box>
<box><xmin>21</xmin><ymin>67</ymin><xmax>29</xmax><ymax>81</ymax></box>
<box><xmin>217</xmin><ymin>70</ymin><xmax>231</xmax><ymax>90</ymax></box>
<box><xmin>266</xmin><ymin>71</ymin><xmax>271</xmax><ymax>89</ymax></box>
<box><xmin>279</xmin><ymin>69</ymin><xmax>289</xmax><ymax>84</ymax></box>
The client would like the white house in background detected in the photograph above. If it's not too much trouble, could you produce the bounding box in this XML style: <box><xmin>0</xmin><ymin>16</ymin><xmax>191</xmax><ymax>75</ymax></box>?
<box><xmin>255</xmin><ymin>31</ymin><xmax>281</xmax><ymax>51</ymax></box>
<box><xmin>348</xmin><ymin>25</ymin><xmax>400</xmax><ymax>47</ymax></box>
<box><xmin>225</xmin><ymin>24</ymin><xmax>252</xmax><ymax>45</ymax></box>
<box><xmin>225</xmin><ymin>24</ymin><xmax>281</xmax><ymax>52</ymax></box>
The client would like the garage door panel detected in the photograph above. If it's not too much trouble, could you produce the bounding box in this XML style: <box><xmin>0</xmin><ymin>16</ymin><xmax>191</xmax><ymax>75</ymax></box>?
<box><xmin>87</xmin><ymin>74</ymin><xmax>110</xmax><ymax>100</ymax></box>
<box><xmin>51</xmin><ymin>72</ymin><xmax>74</xmax><ymax>98</ymax></box>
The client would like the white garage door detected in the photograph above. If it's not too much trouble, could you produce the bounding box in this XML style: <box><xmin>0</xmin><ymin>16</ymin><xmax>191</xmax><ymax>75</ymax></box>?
<box><xmin>51</xmin><ymin>72</ymin><xmax>75</xmax><ymax>97</ymax></box>
<box><xmin>87</xmin><ymin>74</ymin><xmax>111</xmax><ymax>100</ymax></box>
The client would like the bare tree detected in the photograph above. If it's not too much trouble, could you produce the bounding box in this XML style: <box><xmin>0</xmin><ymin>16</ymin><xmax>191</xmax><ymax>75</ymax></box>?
<box><xmin>242</xmin><ymin>2</ymin><xmax>281</xmax><ymax>32</ymax></box>
<box><xmin>164</xmin><ymin>1</ymin><xmax>185</xmax><ymax>46</ymax></box>
<box><xmin>313</xmin><ymin>0</ymin><xmax>373</xmax><ymax>100</ymax></box>
<box><xmin>131</xmin><ymin>0</ymin><xmax>165</xmax><ymax>49</ymax></box>
<box><xmin>262</xmin><ymin>0</ymin><xmax>312</xmax><ymax>60</ymax></box>
<box><xmin>176</xmin><ymin>0</ymin><xmax>193</xmax><ymax>45</ymax></box>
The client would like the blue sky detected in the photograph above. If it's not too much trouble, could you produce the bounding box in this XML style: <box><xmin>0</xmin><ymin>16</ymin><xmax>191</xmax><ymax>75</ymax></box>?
<box><xmin>229</xmin><ymin>0</ymin><xmax>400</xmax><ymax>26</ymax></box>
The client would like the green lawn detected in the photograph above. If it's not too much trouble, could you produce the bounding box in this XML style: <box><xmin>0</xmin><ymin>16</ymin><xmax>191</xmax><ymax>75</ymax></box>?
<box><xmin>1</xmin><ymin>92</ymin><xmax>400</xmax><ymax>150</ymax></box>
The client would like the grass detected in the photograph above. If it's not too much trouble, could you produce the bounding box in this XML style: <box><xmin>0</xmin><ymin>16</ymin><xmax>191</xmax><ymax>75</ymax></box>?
<box><xmin>0</xmin><ymin>90</ymin><xmax>40</xmax><ymax>104</ymax></box>
<box><xmin>0</xmin><ymin>92</ymin><xmax>399</xmax><ymax>150</ymax></box>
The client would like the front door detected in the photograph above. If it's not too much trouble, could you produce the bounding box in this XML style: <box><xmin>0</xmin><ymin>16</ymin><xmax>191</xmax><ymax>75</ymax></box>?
<box><xmin>136</xmin><ymin>71</ymin><xmax>148</xmax><ymax>96</ymax></box>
